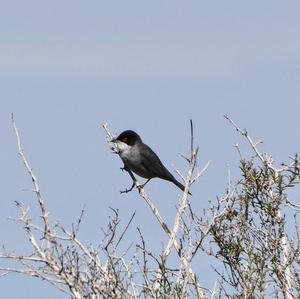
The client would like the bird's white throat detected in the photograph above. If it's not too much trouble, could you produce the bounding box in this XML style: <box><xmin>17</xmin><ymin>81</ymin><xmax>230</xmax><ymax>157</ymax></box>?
<box><xmin>114</xmin><ymin>140</ymin><xmax>131</xmax><ymax>154</ymax></box>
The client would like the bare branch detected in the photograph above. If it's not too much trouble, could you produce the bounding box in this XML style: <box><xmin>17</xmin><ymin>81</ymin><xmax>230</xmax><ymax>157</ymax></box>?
<box><xmin>224</xmin><ymin>114</ymin><xmax>265</xmax><ymax>163</ymax></box>
<box><xmin>11</xmin><ymin>113</ymin><xmax>51</xmax><ymax>239</ymax></box>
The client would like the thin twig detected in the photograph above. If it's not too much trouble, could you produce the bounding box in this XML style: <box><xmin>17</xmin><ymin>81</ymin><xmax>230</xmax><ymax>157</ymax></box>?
<box><xmin>11</xmin><ymin>113</ymin><xmax>50</xmax><ymax>239</ymax></box>
<box><xmin>224</xmin><ymin>114</ymin><xmax>265</xmax><ymax>163</ymax></box>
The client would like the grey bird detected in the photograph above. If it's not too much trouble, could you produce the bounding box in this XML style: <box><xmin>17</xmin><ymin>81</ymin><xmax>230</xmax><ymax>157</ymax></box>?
<box><xmin>112</xmin><ymin>130</ymin><xmax>190</xmax><ymax>194</ymax></box>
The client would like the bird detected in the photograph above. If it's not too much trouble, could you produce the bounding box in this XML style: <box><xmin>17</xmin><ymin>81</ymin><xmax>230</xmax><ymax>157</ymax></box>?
<box><xmin>112</xmin><ymin>130</ymin><xmax>190</xmax><ymax>194</ymax></box>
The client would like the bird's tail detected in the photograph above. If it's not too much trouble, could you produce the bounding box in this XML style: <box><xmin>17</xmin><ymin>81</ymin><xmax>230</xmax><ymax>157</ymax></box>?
<box><xmin>169</xmin><ymin>176</ymin><xmax>192</xmax><ymax>195</ymax></box>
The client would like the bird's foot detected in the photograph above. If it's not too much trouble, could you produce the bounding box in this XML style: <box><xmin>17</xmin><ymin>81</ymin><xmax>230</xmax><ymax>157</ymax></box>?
<box><xmin>136</xmin><ymin>183</ymin><xmax>144</xmax><ymax>192</ymax></box>
<box><xmin>120</xmin><ymin>181</ymin><xmax>136</xmax><ymax>194</ymax></box>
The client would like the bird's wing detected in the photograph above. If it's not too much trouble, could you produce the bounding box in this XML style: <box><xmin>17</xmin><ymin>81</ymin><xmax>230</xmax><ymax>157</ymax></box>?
<box><xmin>139</xmin><ymin>144</ymin><xmax>173</xmax><ymax>179</ymax></box>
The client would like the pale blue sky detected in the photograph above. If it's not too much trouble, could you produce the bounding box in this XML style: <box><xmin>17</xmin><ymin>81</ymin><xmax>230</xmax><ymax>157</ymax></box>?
<box><xmin>1</xmin><ymin>1</ymin><xmax>300</xmax><ymax>297</ymax></box>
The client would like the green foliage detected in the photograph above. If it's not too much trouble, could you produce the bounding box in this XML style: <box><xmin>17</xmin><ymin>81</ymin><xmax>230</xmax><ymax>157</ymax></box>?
<box><xmin>209</xmin><ymin>155</ymin><xmax>300</xmax><ymax>298</ymax></box>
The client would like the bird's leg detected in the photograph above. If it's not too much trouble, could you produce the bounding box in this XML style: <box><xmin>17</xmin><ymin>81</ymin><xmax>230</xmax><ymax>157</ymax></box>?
<box><xmin>137</xmin><ymin>178</ymin><xmax>151</xmax><ymax>192</ymax></box>
<box><xmin>120</xmin><ymin>165</ymin><xmax>129</xmax><ymax>172</ymax></box>
<box><xmin>120</xmin><ymin>165</ymin><xmax>138</xmax><ymax>194</ymax></box>
<box><xmin>121</xmin><ymin>165</ymin><xmax>137</xmax><ymax>181</ymax></box>
<box><xmin>120</xmin><ymin>181</ymin><xmax>136</xmax><ymax>194</ymax></box>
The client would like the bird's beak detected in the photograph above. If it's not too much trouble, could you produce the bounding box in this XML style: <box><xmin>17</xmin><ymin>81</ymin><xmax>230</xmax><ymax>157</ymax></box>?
<box><xmin>109</xmin><ymin>138</ymin><xmax>120</xmax><ymax>153</ymax></box>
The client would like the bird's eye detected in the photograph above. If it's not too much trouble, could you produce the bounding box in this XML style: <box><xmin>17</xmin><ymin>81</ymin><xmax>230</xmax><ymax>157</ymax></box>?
<box><xmin>122</xmin><ymin>137</ymin><xmax>128</xmax><ymax>143</ymax></box>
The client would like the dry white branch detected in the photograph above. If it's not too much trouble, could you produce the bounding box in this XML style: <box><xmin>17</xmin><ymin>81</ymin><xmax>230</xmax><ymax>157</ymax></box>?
<box><xmin>163</xmin><ymin>147</ymin><xmax>197</xmax><ymax>258</ymax></box>
<box><xmin>0</xmin><ymin>116</ymin><xmax>141</xmax><ymax>299</ymax></box>
<box><xmin>224</xmin><ymin>114</ymin><xmax>266</xmax><ymax>163</ymax></box>
<box><xmin>11</xmin><ymin>113</ymin><xmax>51</xmax><ymax>239</ymax></box>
